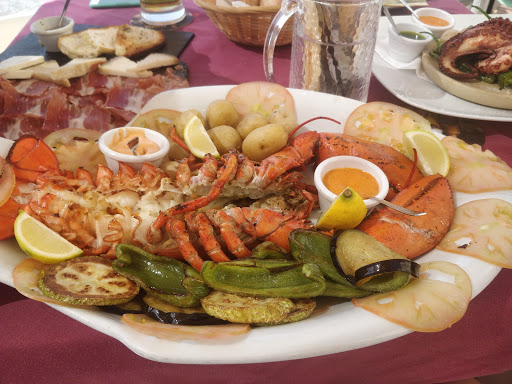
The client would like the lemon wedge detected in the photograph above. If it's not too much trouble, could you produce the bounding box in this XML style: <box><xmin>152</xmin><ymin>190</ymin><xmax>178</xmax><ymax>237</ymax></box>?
<box><xmin>403</xmin><ymin>130</ymin><xmax>450</xmax><ymax>177</ymax></box>
<box><xmin>316</xmin><ymin>188</ymin><xmax>367</xmax><ymax>230</ymax></box>
<box><xmin>184</xmin><ymin>115</ymin><xmax>220</xmax><ymax>159</ymax></box>
<box><xmin>14</xmin><ymin>211</ymin><xmax>83</xmax><ymax>264</ymax></box>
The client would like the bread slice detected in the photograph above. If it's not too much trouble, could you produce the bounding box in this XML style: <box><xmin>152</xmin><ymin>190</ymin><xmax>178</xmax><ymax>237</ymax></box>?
<box><xmin>1</xmin><ymin>69</ymin><xmax>34</xmax><ymax>80</ymax></box>
<box><xmin>98</xmin><ymin>56</ymin><xmax>153</xmax><ymax>78</ymax></box>
<box><xmin>58</xmin><ymin>31</ymin><xmax>102</xmax><ymax>59</ymax></box>
<box><xmin>86</xmin><ymin>26</ymin><xmax>118</xmax><ymax>55</ymax></box>
<box><xmin>130</xmin><ymin>53</ymin><xmax>178</xmax><ymax>72</ymax></box>
<box><xmin>0</xmin><ymin>56</ymin><xmax>44</xmax><ymax>75</ymax></box>
<box><xmin>114</xmin><ymin>25</ymin><xmax>165</xmax><ymax>58</ymax></box>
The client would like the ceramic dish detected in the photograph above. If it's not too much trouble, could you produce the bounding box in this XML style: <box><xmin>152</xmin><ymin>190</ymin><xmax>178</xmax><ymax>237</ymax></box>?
<box><xmin>0</xmin><ymin>86</ymin><xmax>506</xmax><ymax>364</ymax></box>
<box><xmin>372</xmin><ymin>14</ymin><xmax>512</xmax><ymax>122</ymax></box>
<box><xmin>411</xmin><ymin>7</ymin><xmax>455</xmax><ymax>37</ymax></box>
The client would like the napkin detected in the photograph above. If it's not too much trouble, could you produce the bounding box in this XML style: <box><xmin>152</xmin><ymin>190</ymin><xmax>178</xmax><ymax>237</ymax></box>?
<box><xmin>375</xmin><ymin>34</ymin><xmax>433</xmax><ymax>83</ymax></box>
<box><xmin>89</xmin><ymin>0</ymin><xmax>140</xmax><ymax>9</ymax></box>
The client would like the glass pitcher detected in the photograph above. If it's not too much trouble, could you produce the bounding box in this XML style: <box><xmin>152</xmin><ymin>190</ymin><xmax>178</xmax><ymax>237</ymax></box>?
<box><xmin>264</xmin><ymin>0</ymin><xmax>381</xmax><ymax>102</ymax></box>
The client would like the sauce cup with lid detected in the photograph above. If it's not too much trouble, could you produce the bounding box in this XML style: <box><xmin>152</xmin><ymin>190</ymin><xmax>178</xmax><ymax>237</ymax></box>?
<box><xmin>387</xmin><ymin>22</ymin><xmax>433</xmax><ymax>62</ymax></box>
<box><xmin>30</xmin><ymin>16</ymin><xmax>74</xmax><ymax>53</ymax></box>
<box><xmin>99</xmin><ymin>127</ymin><xmax>170</xmax><ymax>173</ymax></box>
<box><xmin>412</xmin><ymin>8</ymin><xmax>455</xmax><ymax>38</ymax></box>
<box><xmin>313</xmin><ymin>156</ymin><xmax>389</xmax><ymax>214</ymax></box>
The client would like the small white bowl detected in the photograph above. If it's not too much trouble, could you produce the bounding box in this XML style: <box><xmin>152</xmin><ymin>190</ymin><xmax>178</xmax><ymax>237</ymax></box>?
<box><xmin>387</xmin><ymin>22</ymin><xmax>433</xmax><ymax>63</ymax></box>
<box><xmin>412</xmin><ymin>8</ymin><xmax>455</xmax><ymax>38</ymax></box>
<box><xmin>30</xmin><ymin>16</ymin><xmax>74</xmax><ymax>52</ymax></box>
<box><xmin>313</xmin><ymin>156</ymin><xmax>389</xmax><ymax>214</ymax></box>
<box><xmin>99</xmin><ymin>127</ymin><xmax>170</xmax><ymax>173</ymax></box>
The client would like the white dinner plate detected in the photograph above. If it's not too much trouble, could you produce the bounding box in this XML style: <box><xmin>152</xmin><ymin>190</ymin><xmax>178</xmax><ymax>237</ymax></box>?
<box><xmin>372</xmin><ymin>14</ymin><xmax>512</xmax><ymax>122</ymax></box>
<box><xmin>0</xmin><ymin>86</ymin><xmax>506</xmax><ymax>364</ymax></box>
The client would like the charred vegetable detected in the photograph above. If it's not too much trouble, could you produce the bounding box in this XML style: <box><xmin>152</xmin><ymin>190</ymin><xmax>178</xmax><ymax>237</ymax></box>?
<box><xmin>201</xmin><ymin>290</ymin><xmax>296</xmax><ymax>324</ymax></box>
<box><xmin>112</xmin><ymin>244</ymin><xmax>209</xmax><ymax>307</ymax></box>
<box><xmin>38</xmin><ymin>256</ymin><xmax>139</xmax><ymax>306</ymax></box>
<box><xmin>253</xmin><ymin>298</ymin><xmax>316</xmax><ymax>327</ymax></box>
<box><xmin>143</xmin><ymin>294</ymin><xmax>226</xmax><ymax>325</ymax></box>
<box><xmin>330</xmin><ymin>229</ymin><xmax>420</xmax><ymax>292</ymax></box>
<box><xmin>200</xmin><ymin>258</ymin><xmax>326</xmax><ymax>298</ymax></box>
<box><xmin>251</xmin><ymin>241</ymin><xmax>292</xmax><ymax>260</ymax></box>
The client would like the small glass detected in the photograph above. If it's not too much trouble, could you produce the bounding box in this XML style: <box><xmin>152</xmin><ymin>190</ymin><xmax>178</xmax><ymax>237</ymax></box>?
<box><xmin>140</xmin><ymin>0</ymin><xmax>187</xmax><ymax>26</ymax></box>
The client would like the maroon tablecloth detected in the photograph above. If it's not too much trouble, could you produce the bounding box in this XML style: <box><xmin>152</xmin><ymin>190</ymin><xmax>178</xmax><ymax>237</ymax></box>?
<box><xmin>2</xmin><ymin>1</ymin><xmax>512</xmax><ymax>383</ymax></box>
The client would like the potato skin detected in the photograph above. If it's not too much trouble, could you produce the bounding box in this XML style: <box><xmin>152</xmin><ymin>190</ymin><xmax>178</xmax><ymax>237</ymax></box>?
<box><xmin>208</xmin><ymin>125</ymin><xmax>242</xmax><ymax>155</ymax></box>
<box><xmin>242</xmin><ymin>124</ymin><xmax>288</xmax><ymax>162</ymax></box>
<box><xmin>175</xmin><ymin>109</ymin><xmax>207</xmax><ymax>139</ymax></box>
<box><xmin>206</xmin><ymin>100</ymin><xmax>239</xmax><ymax>129</ymax></box>
<box><xmin>236</xmin><ymin>114</ymin><xmax>269</xmax><ymax>140</ymax></box>
<box><xmin>268</xmin><ymin>107</ymin><xmax>297</xmax><ymax>134</ymax></box>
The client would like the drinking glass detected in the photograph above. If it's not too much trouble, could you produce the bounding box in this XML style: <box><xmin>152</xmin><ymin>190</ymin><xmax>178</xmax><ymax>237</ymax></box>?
<box><xmin>140</xmin><ymin>0</ymin><xmax>187</xmax><ymax>25</ymax></box>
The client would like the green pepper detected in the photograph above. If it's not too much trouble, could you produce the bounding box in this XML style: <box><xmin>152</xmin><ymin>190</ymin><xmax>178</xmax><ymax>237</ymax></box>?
<box><xmin>323</xmin><ymin>281</ymin><xmax>372</xmax><ymax>299</ymax></box>
<box><xmin>200</xmin><ymin>258</ymin><xmax>326</xmax><ymax>298</ymax></box>
<box><xmin>289</xmin><ymin>229</ymin><xmax>352</xmax><ymax>286</ymax></box>
<box><xmin>113</xmin><ymin>244</ymin><xmax>209</xmax><ymax>307</ymax></box>
<box><xmin>497</xmin><ymin>70</ymin><xmax>512</xmax><ymax>90</ymax></box>
<box><xmin>250</xmin><ymin>241</ymin><xmax>292</xmax><ymax>260</ymax></box>
<box><xmin>478</xmin><ymin>73</ymin><xmax>497</xmax><ymax>84</ymax></box>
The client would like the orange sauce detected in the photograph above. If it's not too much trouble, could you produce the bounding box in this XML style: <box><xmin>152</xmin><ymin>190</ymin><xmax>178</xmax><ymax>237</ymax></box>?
<box><xmin>419</xmin><ymin>15</ymin><xmax>449</xmax><ymax>27</ymax></box>
<box><xmin>322</xmin><ymin>168</ymin><xmax>379</xmax><ymax>199</ymax></box>
<box><xmin>109</xmin><ymin>129</ymin><xmax>160</xmax><ymax>156</ymax></box>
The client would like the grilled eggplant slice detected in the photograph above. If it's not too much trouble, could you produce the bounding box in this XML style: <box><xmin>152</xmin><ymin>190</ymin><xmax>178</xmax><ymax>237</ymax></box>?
<box><xmin>38</xmin><ymin>256</ymin><xmax>139</xmax><ymax>306</ymax></box>
<box><xmin>143</xmin><ymin>295</ymin><xmax>226</xmax><ymax>325</ymax></box>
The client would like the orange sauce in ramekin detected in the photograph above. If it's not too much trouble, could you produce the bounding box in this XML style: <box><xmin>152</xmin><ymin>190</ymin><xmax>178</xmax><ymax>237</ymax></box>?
<box><xmin>322</xmin><ymin>168</ymin><xmax>379</xmax><ymax>199</ymax></box>
<box><xmin>419</xmin><ymin>15</ymin><xmax>449</xmax><ymax>27</ymax></box>
<box><xmin>109</xmin><ymin>129</ymin><xmax>160</xmax><ymax>156</ymax></box>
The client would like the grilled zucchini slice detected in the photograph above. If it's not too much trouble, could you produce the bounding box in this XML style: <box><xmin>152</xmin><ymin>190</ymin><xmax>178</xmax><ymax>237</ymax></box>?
<box><xmin>254</xmin><ymin>298</ymin><xmax>316</xmax><ymax>327</ymax></box>
<box><xmin>38</xmin><ymin>256</ymin><xmax>139</xmax><ymax>306</ymax></box>
<box><xmin>201</xmin><ymin>291</ymin><xmax>295</xmax><ymax>324</ymax></box>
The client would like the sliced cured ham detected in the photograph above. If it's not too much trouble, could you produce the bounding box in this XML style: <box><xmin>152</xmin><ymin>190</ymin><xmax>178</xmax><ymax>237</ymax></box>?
<box><xmin>353</xmin><ymin>261</ymin><xmax>472</xmax><ymax>332</ymax></box>
<box><xmin>437</xmin><ymin>198</ymin><xmax>512</xmax><ymax>268</ymax></box>
<box><xmin>0</xmin><ymin>65</ymin><xmax>189</xmax><ymax>140</ymax></box>
<box><xmin>442</xmin><ymin>136</ymin><xmax>512</xmax><ymax>193</ymax></box>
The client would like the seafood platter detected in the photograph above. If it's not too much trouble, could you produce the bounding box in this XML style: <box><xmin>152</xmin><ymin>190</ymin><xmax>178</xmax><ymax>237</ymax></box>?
<box><xmin>373</xmin><ymin>13</ymin><xmax>512</xmax><ymax>121</ymax></box>
<box><xmin>0</xmin><ymin>82</ymin><xmax>511</xmax><ymax>364</ymax></box>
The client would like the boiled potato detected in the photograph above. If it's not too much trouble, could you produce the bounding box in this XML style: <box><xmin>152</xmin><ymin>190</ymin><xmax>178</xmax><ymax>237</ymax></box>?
<box><xmin>208</xmin><ymin>125</ymin><xmax>242</xmax><ymax>155</ymax></box>
<box><xmin>236</xmin><ymin>114</ymin><xmax>269</xmax><ymax>140</ymax></box>
<box><xmin>206</xmin><ymin>100</ymin><xmax>239</xmax><ymax>128</ymax></box>
<box><xmin>242</xmin><ymin>124</ymin><xmax>288</xmax><ymax>162</ymax></box>
<box><xmin>268</xmin><ymin>107</ymin><xmax>297</xmax><ymax>134</ymax></box>
<box><xmin>174</xmin><ymin>109</ymin><xmax>207</xmax><ymax>139</ymax></box>
<box><xmin>167</xmin><ymin>140</ymin><xmax>190</xmax><ymax>161</ymax></box>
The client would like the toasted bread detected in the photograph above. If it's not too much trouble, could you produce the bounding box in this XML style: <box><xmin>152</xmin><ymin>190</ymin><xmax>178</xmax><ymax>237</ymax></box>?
<box><xmin>58</xmin><ymin>31</ymin><xmax>102</xmax><ymax>59</ymax></box>
<box><xmin>98</xmin><ymin>56</ymin><xmax>153</xmax><ymax>78</ymax></box>
<box><xmin>86</xmin><ymin>26</ymin><xmax>118</xmax><ymax>55</ymax></box>
<box><xmin>114</xmin><ymin>24</ymin><xmax>165</xmax><ymax>58</ymax></box>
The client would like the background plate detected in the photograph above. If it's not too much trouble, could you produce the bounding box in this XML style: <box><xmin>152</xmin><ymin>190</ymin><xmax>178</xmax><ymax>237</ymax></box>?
<box><xmin>0</xmin><ymin>86</ymin><xmax>505</xmax><ymax>364</ymax></box>
<box><xmin>372</xmin><ymin>14</ymin><xmax>512</xmax><ymax>122</ymax></box>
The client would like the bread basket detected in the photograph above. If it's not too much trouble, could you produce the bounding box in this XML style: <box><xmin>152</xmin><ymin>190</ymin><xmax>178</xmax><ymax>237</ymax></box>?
<box><xmin>193</xmin><ymin>0</ymin><xmax>293</xmax><ymax>46</ymax></box>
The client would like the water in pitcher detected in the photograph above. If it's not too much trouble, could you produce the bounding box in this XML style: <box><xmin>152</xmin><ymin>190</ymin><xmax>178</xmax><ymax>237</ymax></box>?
<box><xmin>287</xmin><ymin>0</ymin><xmax>381</xmax><ymax>102</ymax></box>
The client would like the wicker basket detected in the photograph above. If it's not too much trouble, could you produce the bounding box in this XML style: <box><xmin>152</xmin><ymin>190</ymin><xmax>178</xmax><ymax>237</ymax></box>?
<box><xmin>193</xmin><ymin>0</ymin><xmax>293</xmax><ymax>47</ymax></box>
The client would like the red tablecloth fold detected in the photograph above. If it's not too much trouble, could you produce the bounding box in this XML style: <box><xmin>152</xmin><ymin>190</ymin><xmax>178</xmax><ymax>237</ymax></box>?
<box><xmin>2</xmin><ymin>0</ymin><xmax>511</xmax><ymax>383</ymax></box>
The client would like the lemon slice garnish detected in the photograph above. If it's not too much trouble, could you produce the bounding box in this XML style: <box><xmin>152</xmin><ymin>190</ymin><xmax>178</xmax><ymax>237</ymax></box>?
<box><xmin>184</xmin><ymin>115</ymin><xmax>220</xmax><ymax>159</ymax></box>
<box><xmin>14</xmin><ymin>211</ymin><xmax>83</xmax><ymax>264</ymax></box>
<box><xmin>403</xmin><ymin>130</ymin><xmax>450</xmax><ymax>177</ymax></box>
<box><xmin>316</xmin><ymin>187</ymin><xmax>367</xmax><ymax>230</ymax></box>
